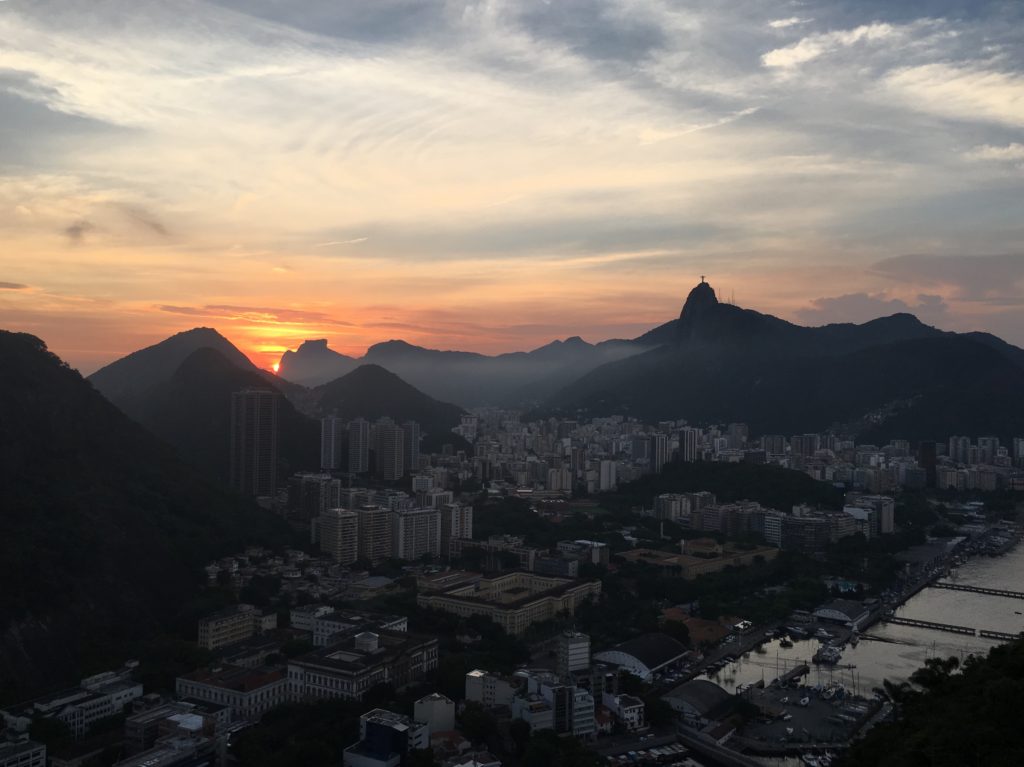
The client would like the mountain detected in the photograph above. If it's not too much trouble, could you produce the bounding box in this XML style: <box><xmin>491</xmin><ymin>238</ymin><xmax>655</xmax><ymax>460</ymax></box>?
<box><xmin>0</xmin><ymin>331</ymin><xmax>292</xmax><ymax>700</ymax></box>
<box><xmin>281</xmin><ymin>335</ymin><xmax>647</xmax><ymax>406</ymax></box>
<box><xmin>546</xmin><ymin>281</ymin><xmax>1024</xmax><ymax>443</ymax></box>
<box><xmin>132</xmin><ymin>347</ymin><xmax>320</xmax><ymax>482</ymax></box>
<box><xmin>277</xmin><ymin>338</ymin><xmax>359</xmax><ymax>387</ymax></box>
<box><xmin>314</xmin><ymin>364</ymin><xmax>464</xmax><ymax>446</ymax></box>
<box><xmin>89</xmin><ymin>327</ymin><xmax>259</xmax><ymax>409</ymax></box>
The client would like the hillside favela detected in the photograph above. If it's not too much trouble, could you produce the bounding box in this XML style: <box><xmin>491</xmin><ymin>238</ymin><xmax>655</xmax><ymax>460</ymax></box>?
<box><xmin>2</xmin><ymin>3</ymin><xmax>1024</xmax><ymax>767</ymax></box>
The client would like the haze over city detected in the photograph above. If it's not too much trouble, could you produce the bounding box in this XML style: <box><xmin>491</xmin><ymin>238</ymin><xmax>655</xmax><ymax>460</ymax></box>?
<box><xmin>2</xmin><ymin>0</ymin><xmax>1024</xmax><ymax>372</ymax></box>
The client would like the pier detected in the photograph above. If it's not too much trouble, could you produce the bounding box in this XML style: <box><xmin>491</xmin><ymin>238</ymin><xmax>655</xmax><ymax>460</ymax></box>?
<box><xmin>882</xmin><ymin>616</ymin><xmax>976</xmax><ymax>636</ymax></box>
<box><xmin>883</xmin><ymin>616</ymin><xmax>1023</xmax><ymax>641</ymax></box>
<box><xmin>979</xmin><ymin>629</ymin><xmax>1023</xmax><ymax>641</ymax></box>
<box><xmin>931</xmin><ymin>582</ymin><xmax>1024</xmax><ymax>601</ymax></box>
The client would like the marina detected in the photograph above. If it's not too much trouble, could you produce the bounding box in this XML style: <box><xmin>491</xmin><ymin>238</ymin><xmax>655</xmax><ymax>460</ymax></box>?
<box><xmin>706</xmin><ymin>546</ymin><xmax>1024</xmax><ymax>698</ymax></box>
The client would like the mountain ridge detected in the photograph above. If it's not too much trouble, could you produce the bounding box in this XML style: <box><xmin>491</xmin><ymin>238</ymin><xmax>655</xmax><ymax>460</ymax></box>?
<box><xmin>544</xmin><ymin>281</ymin><xmax>1024</xmax><ymax>442</ymax></box>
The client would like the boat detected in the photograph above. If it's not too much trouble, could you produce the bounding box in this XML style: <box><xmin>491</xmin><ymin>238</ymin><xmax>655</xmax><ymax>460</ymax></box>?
<box><xmin>787</xmin><ymin>626</ymin><xmax>808</xmax><ymax>638</ymax></box>
<box><xmin>813</xmin><ymin>645</ymin><xmax>842</xmax><ymax>665</ymax></box>
<box><xmin>780</xmin><ymin>637</ymin><xmax>794</xmax><ymax>649</ymax></box>
<box><xmin>798</xmin><ymin>696</ymin><xmax>810</xmax><ymax>707</ymax></box>
<box><xmin>802</xmin><ymin>756</ymin><xmax>821</xmax><ymax>767</ymax></box>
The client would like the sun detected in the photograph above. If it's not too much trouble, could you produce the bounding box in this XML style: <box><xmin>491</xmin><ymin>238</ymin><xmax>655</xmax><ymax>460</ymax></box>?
<box><xmin>271</xmin><ymin>362</ymin><xmax>280</xmax><ymax>374</ymax></box>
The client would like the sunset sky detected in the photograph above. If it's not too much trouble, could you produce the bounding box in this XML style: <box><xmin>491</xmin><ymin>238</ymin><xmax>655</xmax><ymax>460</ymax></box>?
<box><xmin>1</xmin><ymin>0</ymin><xmax>1023</xmax><ymax>373</ymax></box>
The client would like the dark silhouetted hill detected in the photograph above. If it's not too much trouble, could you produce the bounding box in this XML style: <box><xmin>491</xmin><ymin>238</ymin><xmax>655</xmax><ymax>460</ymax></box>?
<box><xmin>89</xmin><ymin>327</ymin><xmax>259</xmax><ymax>407</ymax></box>
<box><xmin>0</xmin><ymin>331</ymin><xmax>292</xmax><ymax>701</ymax></box>
<box><xmin>546</xmin><ymin>281</ymin><xmax>1024</xmax><ymax>442</ymax></box>
<box><xmin>313</xmin><ymin>364</ymin><xmax>464</xmax><ymax>441</ymax></box>
<box><xmin>135</xmin><ymin>347</ymin><xmax>319</xmax><ymax>482</ymax></box>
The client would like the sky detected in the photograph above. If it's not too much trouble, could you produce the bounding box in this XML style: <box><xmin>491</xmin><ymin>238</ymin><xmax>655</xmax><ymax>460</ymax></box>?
<box><xmin>1</xmin><ymin>0</ymin><xmax>1023</xmax><ymax>374</ymax></box>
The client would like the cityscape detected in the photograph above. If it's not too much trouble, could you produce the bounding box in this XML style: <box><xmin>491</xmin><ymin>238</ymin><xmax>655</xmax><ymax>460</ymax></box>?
<box><xmin>3</xmin><ymin>2</ymin><xmax>1024</xmax><ymax>767</ymax></box>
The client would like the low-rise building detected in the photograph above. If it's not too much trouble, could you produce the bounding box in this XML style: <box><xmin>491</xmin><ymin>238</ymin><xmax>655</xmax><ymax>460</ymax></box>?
<box><xmin>663</xmin><ymin>679</ymin><xmax>732</xmax><ymax>727</ymax></box>
<box><xmin>602</xmin><ymin>693</ymin><xmax>645</xmax><ymax>731</ymax></box>
<box><xmin>289</xmin><ymin>604</ymin><xmax>335</xmax><ymax>633</ymax></box>
<box><xmin>0</xmin><ymin>739</ymin><xmax>45</xmax><ymax>767</ymax></box>
<box><xmin>289</xmin><ymin>630</ymin><xmax>439</xmax><ymax>702</ymax></box>
<box><xmin>813</xmin><ymin>600</ymin><xmax>871</xmax><ymax>630</ymax></box>
<box><xmin>619</xmin><ymin>544</ymin><xmax>777</xmax><ymax>579</ymax></box>
<box><xmin>174</xmin><ymin>666</ymin><xmax>287</xmax><ymax>722</ymax></box>
<box><xmin>464</xmin><ymin>670</ymin><xmax>518</xmax><ymax>708</ymax></box>
<box><xmin>312</xmin><ymin>610</ymin><xmax>407</xmax><ymax>647</ymax></box>
<box><xmin>413</xmin><ymin>693</ymin><xmax>455</xmax><ymax>734</ymax></box>
<box><xmin>593</xmin><ymin>633</ymin><xmax>688</xmax><ymax>681</ymax></box>
<box><xmin>343</xmin><ymin>709</ymin><xmax>429</xmax><ymax>767</ymax></box>
<box><xmin>1</xmin><ymin>668</ymin><xmax>143</xmax><ymax>741</ymax></box>
<box><xmin>197</xmin><ymin>604</ymin><xmax>276</xmax><ymax>650</ymax></box>
<box><xmin>416</xmin><ymin>572</ymin><xmax>601</xmax><ymax>635</ymax></box>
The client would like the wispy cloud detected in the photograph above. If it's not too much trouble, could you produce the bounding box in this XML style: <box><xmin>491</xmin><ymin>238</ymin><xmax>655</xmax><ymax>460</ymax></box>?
<box><xmin>762</xmin><ymin>23</ymin><xmax>896</xmax><ymax>69</ymax></box>
<box><xmin>768</xmin><ymin>17</ymin><xmax>811</xmax><ymax>30</ymax></box>
<box><xmin>315</xmin><ymin>238</ymin><xmax>369</xmax><ymax>247</ymax></box>
<box><xmin>0</xmin><ymin>281</ymin><xmax>29</xmax><ymax>290</ymax></box>
<box><xmin>965</xmin><ymin>143</ymin><xmax>1024</xmax><ymax>162</ymax></box>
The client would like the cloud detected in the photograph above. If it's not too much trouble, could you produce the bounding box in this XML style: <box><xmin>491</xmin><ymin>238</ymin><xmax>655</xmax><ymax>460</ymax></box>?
<box><xmin>63</xmin><ymin>219</ymin><xmax>94</xmax><ymax>243</ymax></box>
<box><xmin>115</xmin><ymin>203</ymin><xmax>169</xmax><ymax>236</ymax></box>
<box><xmin>315</xmin><ymin>238</ymin><xmax>368</xmax><ymax>247</ymax></box>
<box><xmin>796</xmin><ymin>292</ymin><xmax>949</xmax><ymax>325</ymax></box>
<box><xmin>870</xmin><ymin>253</ymin><xmax>1024</xmax><ymax>301</ymax></box>
<box><xmin>964</xmin><ymin>143</ymin><xmax>1024</xmax><ymax>162</ymax></box>
<box><xmin>0</xmin><ymin>281</ymin><xmax>29</xmax><ymax>290</ymax></box>
<box><xmin>768</xmin><ymin>18</ymin><xmax>811</xmax><ymax>30</ymax></box>
<box><xmin>159</xmin><ymin>303</ymin><xmax>355</xmax><ymax>326</ymax></box>
<box><xmin>883</xmin><ymin>64</ymin><xmax>1024</xmax><ymax>128</ymax></box>
<box><xmin>761</xmin><ymin>23</ymin><xmax>895</xmax><ymax>68</ymax></box>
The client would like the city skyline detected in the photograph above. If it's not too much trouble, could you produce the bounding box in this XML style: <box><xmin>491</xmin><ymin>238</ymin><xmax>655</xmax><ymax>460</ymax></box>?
<box><xmin>2</xmin><ymin>0</ymin><xmax>1024</xmax><ymax>372</ymax></box>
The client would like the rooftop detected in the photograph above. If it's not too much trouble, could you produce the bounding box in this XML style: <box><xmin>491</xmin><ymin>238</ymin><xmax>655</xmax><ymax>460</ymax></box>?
<box><xmin>291</xmin><ymin>630</ymin><xmax>436</xmax><ymax>674</ymax></box>
<box><xmin>664</xmin><ymin>679</ymin><xmax>731</xmax><ymax>715</ymax></box>
<box><xmin>178</xmin><ymin>665</ymin><xmax>284</xmax><ymax>692</ymax></box>
<box><xmin>600</xmin><ymin>632</ymin><xmax>688</xmax><ymax>670</ymax></box>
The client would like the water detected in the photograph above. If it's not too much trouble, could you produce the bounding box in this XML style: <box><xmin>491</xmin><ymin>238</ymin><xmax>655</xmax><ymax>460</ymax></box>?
<box><xmin>706</xmin><ymin>543</ymin><xmax>1024</xmax><ymax>694</ymax></box>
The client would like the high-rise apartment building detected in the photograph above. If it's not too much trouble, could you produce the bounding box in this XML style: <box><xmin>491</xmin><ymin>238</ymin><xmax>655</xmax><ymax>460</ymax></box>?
<box><xmin>598</xmin><ymin>460</ymin><xmax>617</xmax><ymax>491</ymax></box>
<box><xmin>948</xmin><ymin>435</ymin><xmax>971</xmax><ymax>465</ymax></box>
<box><xmin>318</xmin><ymin>508</ymin><xmax>359</xmax><ymax>565</ymax></box>
<box><xmin>391</xmin><ymin>508</ymin><xmax>441</xmax><ymax>560</ymax></box>
<box><xmin>649</xmin><ymin>434</ymin><xmax>669</xmax><ymax>474</ymax></box>
<box><xmin>320</xmin><ymin>416</ymin><xmax>348</xmax><ymax>471</ymax></box>
<box><xmin>402</xmin><ymin>421</ymin><xmax>421</xmax><ymax>474</ymax></box>
<box><xmin>355</xmin><ymin>505</ymin><xmax>392</xmax><ymax>565</ymax></box>
<box><xmin>229</xmin><ymin>389</ymin><xmax>278</xmax><ymax>497</ymax></box>
<box><xmin>791</xmin><ymin>433</ymin><xmax>820</xmax><ymax>457</ymax></box>
<box><xmin>373</xmin><ymin>418</ymin><xmax>405</xmax><ymax>481</ymax></box>
<box><xmin>977</xmin><ymin>436</ymin><xmax>1000</xmax><ymax>465</ymax></box>
<box><xmin>348</xmin><ymin>419</ymin><xmax>370</xmax><ymax>474</ymax></box>
<box><xmin>440</xmin><ymin>502</ymin><xmax>473</xmax><ymax>550</ymax></box>
<box><xmin>727</xmin><ymin>423</ymin><xmax>748</xmax><ymax>449</ymax></box>
<box><xmin>677</xmin><ymin>428</ymin><xmax>700</xmax><ymax>462</ymax></box>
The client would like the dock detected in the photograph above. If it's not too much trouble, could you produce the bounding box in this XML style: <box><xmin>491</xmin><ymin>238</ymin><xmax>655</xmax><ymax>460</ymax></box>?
<box><xmin>931</xmin><ymin>582</ymin><xmax>1024</xmax><ymax>601</ymax></box>
<box><xmin>882</xmin><ymin>616</ymin><xmax>975</xmax><ymax>635</ymax></box>
<box><xmin>979</xmin><ymin>629</ymin><xmax>1023</xmax><ymax>641</ymax></box>
<box><xmin>884</xmin><ymin>616</ymin><xmax>1023</xmax><ymax>640</ymax></box>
